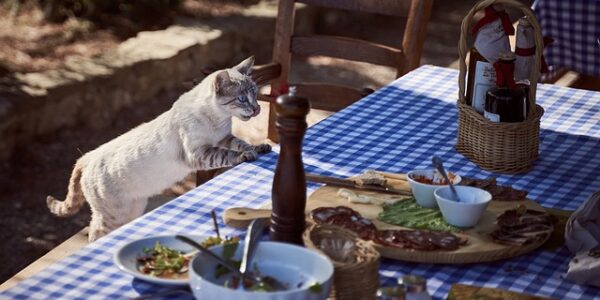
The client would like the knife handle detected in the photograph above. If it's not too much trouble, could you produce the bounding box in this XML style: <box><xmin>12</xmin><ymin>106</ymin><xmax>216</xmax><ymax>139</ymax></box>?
<box><xmin>305</xmin><ymin>174</ymin><xmax>355</xmax><ymax>187</ymax></box>
<box><xmin>223</xmin><ymin>207</ymin><xmax>271</xmax><ymax>229</ymax></box>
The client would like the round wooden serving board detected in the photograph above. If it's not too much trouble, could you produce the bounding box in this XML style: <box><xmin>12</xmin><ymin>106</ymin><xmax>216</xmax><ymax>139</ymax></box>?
<box><xmin>306</xmin><ymin>185</ymin><xmax>550</xmax><ymax>264</ymax></box>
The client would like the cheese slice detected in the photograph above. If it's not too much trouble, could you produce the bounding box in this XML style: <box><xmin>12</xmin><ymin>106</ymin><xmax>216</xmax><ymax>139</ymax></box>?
<box><xmin>337</xmin><ymin>188</ymin><xmax>403</xmax><ymax>206</ymax></box>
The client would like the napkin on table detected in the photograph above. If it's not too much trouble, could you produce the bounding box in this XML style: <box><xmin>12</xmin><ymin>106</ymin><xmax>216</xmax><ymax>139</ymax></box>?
<box><xmin>564</xmin><ymin>189</ymin><xmax>600</xmax><ymax>287</ymax></box>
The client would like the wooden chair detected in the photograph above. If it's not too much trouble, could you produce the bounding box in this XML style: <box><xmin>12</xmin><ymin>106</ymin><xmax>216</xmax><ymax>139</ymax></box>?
<box><xmin>253</xmin><ymin>0</ymin><xmax>434</xmax><ymax>142</ymax></box>
<box><xmin>197</xmin><ymin>0</ymin><xmax>433</xmax><ymax>186</ymax></box>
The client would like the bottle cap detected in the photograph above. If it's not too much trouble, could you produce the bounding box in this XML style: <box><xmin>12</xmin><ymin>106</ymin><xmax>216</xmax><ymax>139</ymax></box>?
<box><xmin>288</xmin><ymin>85</ymin><xmax>297</xmax><ymax>95</ymax></box>
<box><xmin>398</xmin><ymin>275</ymin><xmax>427</xmax><ymax>293</ymax></box>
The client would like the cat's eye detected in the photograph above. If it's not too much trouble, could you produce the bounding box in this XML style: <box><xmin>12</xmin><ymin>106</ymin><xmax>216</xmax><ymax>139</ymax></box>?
<box><xmin>238</xmin><ymin>96</ymin><xmax>247</xmax><ymax>102</ymax></box>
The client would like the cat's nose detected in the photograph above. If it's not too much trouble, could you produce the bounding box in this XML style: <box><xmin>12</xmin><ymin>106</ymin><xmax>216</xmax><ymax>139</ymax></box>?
<box><xmin>251</xmin><ymin>106</ymin><xmax>261</xmax><ymax>117</ymax></box>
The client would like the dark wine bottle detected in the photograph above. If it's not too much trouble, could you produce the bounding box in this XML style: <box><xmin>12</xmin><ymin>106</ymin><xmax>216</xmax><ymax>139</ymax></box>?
<box><xmin>484</xmin><ymin>53</ymin><xmax>527</xmax><ymax>123</ymax></box>
<box><xmin>466</xmin><ymin>48</ymin><xmax>495</xmax><ymax>109</ymax></box>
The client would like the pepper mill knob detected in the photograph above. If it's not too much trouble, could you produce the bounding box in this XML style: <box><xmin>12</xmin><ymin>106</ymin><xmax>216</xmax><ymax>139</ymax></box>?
<box><xmin>270</xmin><ymin>86</ymin><xmax>310</xmax><ymax>245</ymax></box>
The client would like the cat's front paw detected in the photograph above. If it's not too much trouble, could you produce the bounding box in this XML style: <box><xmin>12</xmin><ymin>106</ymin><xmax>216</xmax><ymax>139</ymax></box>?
<box><xmin>237</xmin><ymin>150</ymin><xmax>258</xmax><ymax>164</ymax></box>
<box><xmin>254</xmin><ymin>143</ymin><xmax>272</xmax><ymax>154</ymax></box>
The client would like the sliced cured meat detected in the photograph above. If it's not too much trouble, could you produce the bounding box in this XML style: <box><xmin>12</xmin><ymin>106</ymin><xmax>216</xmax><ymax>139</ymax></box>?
<box><xmin>325</xmin><ymin>214</ymin><xmax>377</xmax><ymax>240</ymax></box>
<box><xmin>375</xmin><ymin>230</ymin><xmax>413</xmax><ymax>249</ymax></box>
<box><xmin>460</xmin><ymin>177</ymin><xmax>497</xmax><ymax>189</ymax></box>
<box><xmin>310</xmin><ymin>206</ymin><xmax>360</xmax><ymax>224</ymax></box>
<box><xmin>490</xmin><ymin>231</ymin><xmax>536</xmax><ymax>245</ymax></box>
<box><xmin>427</xmin><ymin>230</ymin><xmax>467</xmax><ymax>250</ymax></box>
<box><xmin>461</xmin><ymin>177</ymin><xmax>528</xmax><ymax>201</ymax></box>
<box><xmin>375</xmin><ymin>230</ymin><xmax>464</xmax><ymax>251</ymax></box>
<box><xmin>496</xmin><ymin>208</ymin><xmax>556</xmax><ymax>228</ymax></box>
<box><xmin>310</xmin><ymin>206</ymin><xmax>467</xmax><ymax>251</ymax></box>
<box><xmin>311</xmin><ymin>206</ymin><xmax>376</xmax><ymax>240</ymax></box>
<box><xmin>491</xmin><ymin>205</ymin><xmax>556</xmax><ymax>245</ymax></box>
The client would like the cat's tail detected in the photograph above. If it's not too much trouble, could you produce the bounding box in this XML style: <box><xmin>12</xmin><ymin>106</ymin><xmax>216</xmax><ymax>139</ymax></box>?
<box><xmin>47</xmin><ymin>160</ymin><xmax>86</xmax><ymax>217</ymax></box>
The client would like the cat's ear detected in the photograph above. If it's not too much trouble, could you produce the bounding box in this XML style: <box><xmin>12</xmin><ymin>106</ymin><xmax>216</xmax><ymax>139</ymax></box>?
<box><xmin>214</xmin><ymin>70</ymin><xmax>232</xmax><ymax>96</ymax></box>
<box><xmin>233</xmin><ymin>56</ymin><xmax>254</xmax><ymax>75</ymax></box>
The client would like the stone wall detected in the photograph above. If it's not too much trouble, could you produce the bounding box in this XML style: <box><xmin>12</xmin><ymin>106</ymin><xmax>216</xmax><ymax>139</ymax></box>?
<box><xmin>0</xmin><ymin>2</ymin><xmax>316</xmax><ymax>160</ymax></box>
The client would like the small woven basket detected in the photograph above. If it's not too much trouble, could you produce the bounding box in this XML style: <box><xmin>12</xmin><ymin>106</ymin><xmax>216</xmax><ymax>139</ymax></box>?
<box><xmin>456</xmin><ymin>0</ymin><xmax>545</xmax><ymax>174</ymax></box>
<box><xmin>303</xmin><ymin>224</ymin><xmax>380</xmax><ymax>300</ymax></box>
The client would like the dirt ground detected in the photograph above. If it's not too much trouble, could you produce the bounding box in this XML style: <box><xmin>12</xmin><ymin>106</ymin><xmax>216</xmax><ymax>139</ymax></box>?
<box><xmin>1</xmin><ymin>0</ymin><xmax>532</xmax><ymax>284</ymax></box>
<box><xmin>0</xmin><ymin>0</ymin><xmax>249</xmax><ymax>77</ymax></box>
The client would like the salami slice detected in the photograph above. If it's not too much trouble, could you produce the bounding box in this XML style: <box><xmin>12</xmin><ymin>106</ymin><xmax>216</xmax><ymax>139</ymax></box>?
<box><xmin>311</xmin><ymin>206</ymin><xmax>376</xmax><ymax>240</ymax></box>
<box><xmin>310</xmin><ymin>206</ymin><xmax>467</xmax><ymax>251</ymax></box>
<box><xmin>375</xmin><ymin>230</ymin><xmax>464</xmax><ymax>251</ymax></box>
<box><xmin>324</xmin><ymin>214</ymin><xmax>377</xmax><ymax>240</ymax></box>
<box><xmin>427</xmin><ymin>230</ymin><xmax>466</xmax><ymax>251</ymax></box>
<box><xmin>310</xmin><ymin>206</ymin><xmax>361</xmax><ymax>224</ymax></box>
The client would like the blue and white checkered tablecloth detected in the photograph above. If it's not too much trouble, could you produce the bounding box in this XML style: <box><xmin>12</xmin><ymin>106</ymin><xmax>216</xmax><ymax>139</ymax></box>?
<box><xmin>533</xmin><ymin>0</ymin><xmax>600</xmax><ymax>77</ymax></box>
<box><xmin>3</xmin><ymin>65</ymin><xmax>600</xmax><ymax>299</ymax></box>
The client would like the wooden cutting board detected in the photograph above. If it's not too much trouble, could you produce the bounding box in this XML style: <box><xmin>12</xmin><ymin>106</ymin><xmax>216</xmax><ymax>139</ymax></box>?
<box><xmin>223</xmin><ymin>173</ymin><xmax>550</xmax><ymax>264</ymax></box>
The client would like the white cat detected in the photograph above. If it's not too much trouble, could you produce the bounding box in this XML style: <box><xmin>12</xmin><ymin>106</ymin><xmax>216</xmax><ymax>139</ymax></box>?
<box><xmin>47</xmin><ymin>57</ymin><xmax>270</xmax><ymax>241</ymax></box>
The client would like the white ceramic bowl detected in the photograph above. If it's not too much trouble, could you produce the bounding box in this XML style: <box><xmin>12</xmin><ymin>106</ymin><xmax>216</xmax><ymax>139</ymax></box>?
<box><xmin>407</xmin><ymin>169</ymin><xmax>461</xmax><ymax>208</ymax></box>
<box><xmin>190</xmin><ymin>241</ymin><xmax>333</xmax><ymax>300</ymax></box>
<box><xmin>434</xmin><ymin>186</ymin><xmax>492</xmax><ymax>228</ymax></box>
<box><xmin>114</xmin><ymin>235</ymin><xmax>208</xmax><ymax>286</ymax></box>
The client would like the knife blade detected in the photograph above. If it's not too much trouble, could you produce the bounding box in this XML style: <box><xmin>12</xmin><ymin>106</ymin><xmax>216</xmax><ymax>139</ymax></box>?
<box><xmin>305</xmin><ymin>174</ymin><xmax>412</xmax><ymax>196</ymax></box>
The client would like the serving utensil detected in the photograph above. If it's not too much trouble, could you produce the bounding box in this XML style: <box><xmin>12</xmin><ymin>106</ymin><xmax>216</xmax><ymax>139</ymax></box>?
<box><xmin>211</xmin><ymin>209</ymin><xmax>221</xmax><ymax>239</ymax></box>
<box><xmin>176</xmin><ymin>233</ymin><xmax>285</xmax><ymax>292</ymax></box>
<box><xmin>240</xmin><ymin>219</ymin><xmax>266</xmax><ymax>276</ymax></box>
<box><xmin>306</xmin><ymin>174</ymin><xmax>412</xmax><ymax>196</ymax></box>
<box><xmin>238</xmin><ymin>219</ymin><xmax>287</xmax><ymax>291</ymax></box>
<box><xmin>432</xmin><ymin>155</ymin><xmax>461</xmax><ymax>202</ymax></box>
<box><xmin>175</xmin><ymin>235</ymin><xmax>243</xmax><ymax>276</ymax></box>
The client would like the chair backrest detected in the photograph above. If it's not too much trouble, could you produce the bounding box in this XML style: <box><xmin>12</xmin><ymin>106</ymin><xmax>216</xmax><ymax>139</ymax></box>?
<box><xmin>266</xmin><ymin>0</ymin><xmax>433</xmax><ymax>141</ymax></box>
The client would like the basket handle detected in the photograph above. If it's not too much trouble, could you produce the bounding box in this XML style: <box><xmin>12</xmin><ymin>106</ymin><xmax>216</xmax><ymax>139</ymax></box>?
<box><xmin>458</xmin><ymin>0</ymin><xmax>543</xmax><ymax>119</ymax></box>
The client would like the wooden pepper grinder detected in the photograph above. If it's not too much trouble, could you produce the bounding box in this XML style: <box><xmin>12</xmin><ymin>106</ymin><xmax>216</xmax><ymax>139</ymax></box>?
<box><xmin>269</xmin><ymin>86</ymin><xmax>310</xmax><ymax>245</ymax></box>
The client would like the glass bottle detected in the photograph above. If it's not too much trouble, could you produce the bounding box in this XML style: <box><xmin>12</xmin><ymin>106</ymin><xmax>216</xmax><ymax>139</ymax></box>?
<box><xmin>484</xmin><ymin>53</ymin><xmax>527</xmax><ymax>123</ymax></box>
<box><xmin>466</xmin><ymin>4</ymin><xmax>513</xmax><ymax>113</ymax></box>
<box><xmin>514</xmin><ymin>16</ymin><xmax>535</xmax><ymax>82</ymax></box>
<box><xmin>376</xmin><ymin>285</ymin><xmax>406</xmax><ymax>300</ymax></box>
<box><xmin>398</xmin><ymin>275</ymin><xmax>431</xmax><ymax>300</ymax></box>
<box><xmin>466</xmin><ymin>48</ymin><xmax>496</xmax><ymax>111</ymax></box>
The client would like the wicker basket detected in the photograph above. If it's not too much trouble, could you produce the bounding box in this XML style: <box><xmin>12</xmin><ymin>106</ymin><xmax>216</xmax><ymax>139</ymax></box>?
<box><xmin>303</xmin><ymin>224</ymin><xmax>380</xmax><ymax>300</ymax></box>
<box><xmin>456</xmin><ymin>0</ymin><xmax>545</xmax><ymax>174</ymax></box>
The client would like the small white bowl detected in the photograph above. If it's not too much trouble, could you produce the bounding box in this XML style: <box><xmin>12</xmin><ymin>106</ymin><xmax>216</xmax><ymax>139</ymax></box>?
<box><xmin>407</xmin><ymin>169</ymin><xmax>461</xmax><ymax>208</ymax></box>
<box><xmin>190</xmin><ymin>241</ymin><xmax>333</xmax><ymax>300</ymax></box>
<box><xmin>434</xmin><ymin>186</ymin><xmax>492</xmax><ymax>228</ymax></box>
<box><xmin>114</xmin><ymin>235</ymin><xmax>208</xmax><ymax>286</ymax></box>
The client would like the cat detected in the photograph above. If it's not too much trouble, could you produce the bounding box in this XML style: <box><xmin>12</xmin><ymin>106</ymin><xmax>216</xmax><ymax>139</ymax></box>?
<box><xmin>47</xmin><ymin>56</ymin><xmax>271</xmax><ymax>242</ymax></box>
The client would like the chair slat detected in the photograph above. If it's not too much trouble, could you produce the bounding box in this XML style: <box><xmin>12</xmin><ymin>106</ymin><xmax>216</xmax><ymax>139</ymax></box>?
<box><xmin>251</xmin><ymin>63</ymin><xmax>282</xmax><ymax>86</ymax></box>
<box><xmin>291</xmin><ymin>35</ymin><xmax>405</xmax><ymax>68</ymax></box>
<box><xmin>297</xmin><ymin>0</ymin><xmax>410</xmax><ymax>17</ymax></box>
<box><xmin>294</xmin><ymin>83</ymin><xmax>367</xmax><ymax>111</ymax></box>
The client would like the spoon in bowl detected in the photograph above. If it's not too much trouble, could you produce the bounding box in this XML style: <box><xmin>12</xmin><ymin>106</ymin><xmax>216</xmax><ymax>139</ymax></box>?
<box><xmin>240</xmin><ymin>219</ymin><xmax>266</xmax><ymax>279</ymax></box>
<box><xmin>175</xmin><ymin>235</ymin><xmax>243</xmax><ymax>276</ymax></box>
<box><xmin>239</xmin><ymin>219</ymin><xmax>286</xmax><ymax>291</ymax></box>
<box><xmin>432</xmin><ymin>155</ymin><xmax>461</xmax><ymax>202</ymax></box>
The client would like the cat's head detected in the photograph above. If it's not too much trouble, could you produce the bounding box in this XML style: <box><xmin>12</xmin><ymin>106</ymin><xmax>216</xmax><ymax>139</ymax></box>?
<box><xmin>213</xmin><ymin>57</ymin><xmax>260</xmax><ymax>121</ymax></box>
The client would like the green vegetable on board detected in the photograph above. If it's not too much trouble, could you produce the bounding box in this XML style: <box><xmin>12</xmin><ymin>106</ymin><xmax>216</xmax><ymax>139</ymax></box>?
<box><xmin>377</xmin><ymin>198</ymin><xmax>460</xmax><ymax>232</ymax></box>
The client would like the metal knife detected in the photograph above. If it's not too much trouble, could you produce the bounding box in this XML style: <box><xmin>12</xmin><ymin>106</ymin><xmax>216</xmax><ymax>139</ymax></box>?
<box><xmin>305</xmin><ymin>174</ymin><xmax>412</xmax><ymax>196</ymax></box>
